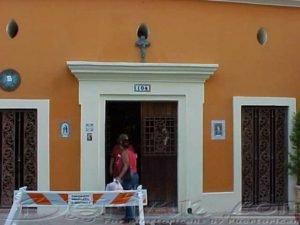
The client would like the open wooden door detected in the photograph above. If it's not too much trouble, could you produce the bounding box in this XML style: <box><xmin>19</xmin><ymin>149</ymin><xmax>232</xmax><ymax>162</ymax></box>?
<box><xmin>140</xmin><ymin>102</ymin><xmax>177</xmax><ymax>206</ymax></box>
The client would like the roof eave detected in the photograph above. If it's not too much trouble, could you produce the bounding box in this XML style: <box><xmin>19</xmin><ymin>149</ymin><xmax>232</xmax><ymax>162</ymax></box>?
<box><xmin>208</xmin><ymin>0</ymin><xmax>300</xmax><ymax>7</ymax></box>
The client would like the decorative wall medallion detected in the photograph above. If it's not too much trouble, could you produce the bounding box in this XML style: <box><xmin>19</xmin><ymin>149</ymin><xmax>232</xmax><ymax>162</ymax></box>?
<box><xmin>0</xmin><ymin>69</ymin><xmax>21</xmax><ymax>91</ymax></box>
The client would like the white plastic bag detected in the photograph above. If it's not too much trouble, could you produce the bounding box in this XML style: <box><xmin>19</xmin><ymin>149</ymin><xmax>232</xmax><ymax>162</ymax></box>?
<box><xmin>105</xmin><ymin>179</ymin><xmax>123</xmax><ymax>191</ymax></box>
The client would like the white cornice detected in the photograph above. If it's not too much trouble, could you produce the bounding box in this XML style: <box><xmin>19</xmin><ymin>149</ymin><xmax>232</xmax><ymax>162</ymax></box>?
<box><xmin>208</xmin><ymin>0</ymin><xmax>300</xmax><ymax>7</ymax></box>
<box><xmin>67</xmin><ymin>61</ymin><xmax>218</xmax><ymax>83</ymax></box>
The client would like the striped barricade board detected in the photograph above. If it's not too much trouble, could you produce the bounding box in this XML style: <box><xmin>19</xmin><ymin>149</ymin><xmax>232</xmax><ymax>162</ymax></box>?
<box><xmin>18</xmin><ymin>189</ymin><xmax>147</xmax><ymax>207</ymax></box>
<box><xmin>5</xmin><ymin>186</ymin><xmax>147</xmax><ymax>225</ymax></box>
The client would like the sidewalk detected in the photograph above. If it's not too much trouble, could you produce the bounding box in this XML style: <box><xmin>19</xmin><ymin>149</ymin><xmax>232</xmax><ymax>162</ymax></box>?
<box><xmin>0</xmin><ymin>207</ymin><xmax>299</xmax><ymax>225</ymax></box>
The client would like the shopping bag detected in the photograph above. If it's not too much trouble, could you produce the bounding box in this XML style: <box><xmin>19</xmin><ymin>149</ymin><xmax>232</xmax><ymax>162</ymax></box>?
<box><xmin>105</xmin><ymin>179</ymin><xmax>123</xmax><ymax>191</ymax></box>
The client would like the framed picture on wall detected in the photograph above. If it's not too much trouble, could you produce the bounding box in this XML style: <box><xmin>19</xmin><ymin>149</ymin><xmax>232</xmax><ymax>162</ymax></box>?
<box><xmin>211</xmin><ymin>120</ymin><xmax>225</xmax><ymax>140</ymax></box>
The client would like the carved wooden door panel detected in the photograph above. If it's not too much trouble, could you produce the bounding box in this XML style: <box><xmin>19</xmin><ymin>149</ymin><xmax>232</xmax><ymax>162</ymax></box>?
<box><xmin>0</xmin><ymin>110</ymin><xmax>37</xmax><ymax>208</ymax></box>
<box><xmin>241</xmin><ymin>106</ymin><xmax>288</xmax><ymax>208</ymax></box>
<box><xmin>140</xmin><ymin>102</ymin><xmax>177</xmax><ymax>206</ymax></box>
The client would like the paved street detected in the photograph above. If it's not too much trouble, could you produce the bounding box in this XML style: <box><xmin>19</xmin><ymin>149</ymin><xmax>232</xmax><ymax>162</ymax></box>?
<box><xmin>0</xmin><ymin>207</ymin><xmax>299</xmax><ymax>225</ymax></box>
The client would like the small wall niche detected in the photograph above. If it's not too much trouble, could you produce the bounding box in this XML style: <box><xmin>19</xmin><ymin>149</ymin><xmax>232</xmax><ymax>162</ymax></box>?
<box><xmin>257</xmin><ymin>27</ymin><xmax>267</xmax><ymax>45</ymax></box>
<box><xmin>6</xmin><ymin>19</ymin><xmax>19</xmax><ymax>39</ymax></box>
<box><xmin>137</xmin><ymin>23</ymin><xmax>149</xmax><ymax>39</ymax></box>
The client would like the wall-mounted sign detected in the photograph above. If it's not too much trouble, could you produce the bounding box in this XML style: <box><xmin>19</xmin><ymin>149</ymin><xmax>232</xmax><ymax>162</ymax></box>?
<box><xmin>87</xmin><ymin>133</ymin><xmax>93</xmax><ymax>141</ymax></box>
<box><xmin>134</xmin><ymin>84</ymin><xmax>151</xmax><ymax>92</ymax></box>
<box><xmin>211</xmin><ymin>120</ymin><xmax>225</xmax><ymax>140</ymax></box>
<box><xmin>60</xmin><ymin>122</ymin><xmax>70</xmax><ymax>138</ymax></box>
<box><xmin>69</xmin><ymin>193</ymin><xmax>92</xmax><ymax>205</ymax></box>
<box><xmin>85</xmin><ymin>123</ymin><xmax>94</xmax><ymax>132</ymax></box>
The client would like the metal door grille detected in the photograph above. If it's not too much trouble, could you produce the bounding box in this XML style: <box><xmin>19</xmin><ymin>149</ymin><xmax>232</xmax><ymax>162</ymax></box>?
<box><xmin>242</xmin><ymin>106</ymin><xmax>288</xmax><ymax>207</ymax></box>
<box><xmin>0</xmin><ymin>110</ymin><xmax>37</xmax><ymax>207</ymax></box>
<box><xmin>143</xmin><ymin>117</ymin><xmax>177</xmax><ymax>156</ymax></box>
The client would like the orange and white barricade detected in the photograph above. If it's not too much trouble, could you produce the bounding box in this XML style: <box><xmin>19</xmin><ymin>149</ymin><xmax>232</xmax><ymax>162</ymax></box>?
<box><xmin>5</xmin><ymin>185</ymin><xmax>147</xmax><ymax>225</ymax></box>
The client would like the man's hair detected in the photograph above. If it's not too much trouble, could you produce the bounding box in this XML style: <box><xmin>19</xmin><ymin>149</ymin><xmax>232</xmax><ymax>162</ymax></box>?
<box><xmin>117</xmin><ymin>133</ymin><xmax>128</xmax><ymax>144</ymax></box>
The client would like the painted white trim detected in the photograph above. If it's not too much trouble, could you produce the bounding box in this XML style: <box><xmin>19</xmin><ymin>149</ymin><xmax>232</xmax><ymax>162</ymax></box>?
<box><xmin>193</xmin><ymin>97</ymin><xmax>296</xmax><ymax>214</ymax></box>
<box><xmin>67</xmin><ymin>61</ymin><xmax>218</xmax><ymax>213</ymax></box>
<box><xmin>233</xmin><ymin>96</ymin><xmax>296</xmax><ymax>212</ymax></box>
<box><xmin>208</xmin><ymin>0</ymin><xmax>300</xmax><ymax>7</ymax></box>
<box><xmin>67</xmin><ymin>61</ymin><xmax>218</xmax><ymax>83</ymax></box>
<box><xmin>0</xmin><ymin>99</ymin><xmax>50</xmax><ymax>191</ymax></box>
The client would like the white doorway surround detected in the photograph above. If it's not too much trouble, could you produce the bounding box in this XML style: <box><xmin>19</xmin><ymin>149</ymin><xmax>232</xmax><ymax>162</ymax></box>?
<box><xmin>233</xmin><ymin>97</ymin><xmax>296</xmax><ymax>211</ymax></box>
<box><xmin>67</xmin><ymin>61</ymin><xmax>218</xmax><ymax>212</ymax></box>
<box><xmin>0</xmin><ymin>99</ymin><xmax>49</xmax><ymax>191</ymax></box>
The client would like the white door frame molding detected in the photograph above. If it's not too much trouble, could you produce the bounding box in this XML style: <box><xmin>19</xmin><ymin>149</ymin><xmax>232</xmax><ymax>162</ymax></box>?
<box><xmin>67</xmin><ymin>61</ymin><xmax>218</xmax><ymax>212</ymax></box>
<box><xmin>233</xmin><ymin>96</ymin><xmax>296</xmax><ymax>210</ymax></box>
<box><xmin>0</xmin><ymin>99</ymin><xmax>50</xmax><ymax>191</ymax></box>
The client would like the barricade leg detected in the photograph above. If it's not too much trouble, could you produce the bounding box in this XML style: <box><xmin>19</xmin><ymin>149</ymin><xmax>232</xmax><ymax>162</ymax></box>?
<box><xmin>5</xmin><ymin>186</ymin><xmax>27</xmax><ymax>225</ymax></box>
<box><xmin>137</xmin><ymin>186</ymin><xmax>145</xmax><ymax>225</ymax></box>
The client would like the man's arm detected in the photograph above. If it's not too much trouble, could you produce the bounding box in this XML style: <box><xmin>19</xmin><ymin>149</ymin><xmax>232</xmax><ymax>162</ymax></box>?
<box><xmin>116</xmin><ymin>150</ymin><xmax>129</xmax><ymax>180</ymax></box>
<box><xmin>109</xmin><ymin>156</ymin><xmax>114</xmax><ymax>176</ymax></box>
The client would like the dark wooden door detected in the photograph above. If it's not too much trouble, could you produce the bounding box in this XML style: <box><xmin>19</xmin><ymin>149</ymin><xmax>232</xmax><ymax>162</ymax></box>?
<box><xmin>0</xmin><ymin>109</ymin><xmax>37</xmax><ymax>207</ymax></box>
<box><xmin>140</xmin><ymin>102</ymin><xmax>177</xmax><ymax>206</ymax></box>
<box><xmin>241</xmin><ymin>106</ymin><xmax>288</xmax><ymax>208</ymax></box>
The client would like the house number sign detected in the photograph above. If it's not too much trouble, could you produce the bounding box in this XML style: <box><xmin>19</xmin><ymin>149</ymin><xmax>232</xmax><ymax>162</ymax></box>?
<box><xmin>134</xmin><ymin>84</ymin><xmax>151</xmax><ymax>92</ymax></box>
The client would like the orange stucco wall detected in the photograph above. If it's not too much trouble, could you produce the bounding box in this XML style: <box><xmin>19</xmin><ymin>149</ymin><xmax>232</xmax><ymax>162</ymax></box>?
<box><xmin>1</xmin><ymin>0</ymin><xmax>300</xmax><ymax>192</ymax></box>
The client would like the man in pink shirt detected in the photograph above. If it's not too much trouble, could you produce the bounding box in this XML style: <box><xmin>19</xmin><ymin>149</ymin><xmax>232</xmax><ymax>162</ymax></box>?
<box><xmin>112</xmin><ymin>134</ymin><xmax>139</xmax><ymax>224</ymax></box>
